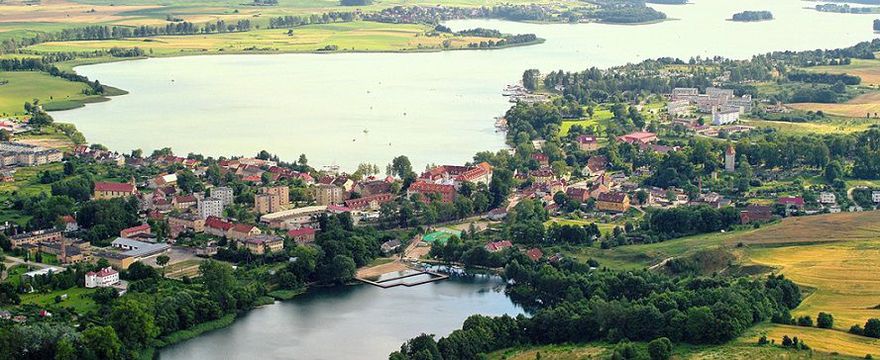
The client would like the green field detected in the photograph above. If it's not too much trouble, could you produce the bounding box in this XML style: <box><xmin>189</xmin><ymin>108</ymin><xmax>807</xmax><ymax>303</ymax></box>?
<box><xmin>0</xmin><ymin>71</ymin><xmax>100</xmax><ymax>116</ymax></box>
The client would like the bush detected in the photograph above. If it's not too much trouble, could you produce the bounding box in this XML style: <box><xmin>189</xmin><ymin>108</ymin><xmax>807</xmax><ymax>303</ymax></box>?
<box><xmin>865</xmin><ymin>318</ymin><xmax>880</xmax><ymax>338</ymax></box>
<box><xmin>796</xmin><ymin>315</ymin><xmax>813</xmax><ymax>327</ymax></box>
<box><xmin>850</xmin><ymin>324</ymin><xmax>864</xmax><ymax>336</ymax></box>
<box><xmin>647</xmin><ymin>337</ymin><xmax>673</xmax><ymax>360</ymax></box>
<box><xmin>817</xmin><ymin>312</ymin><xmax>834</xmax><ymax>329</ymax></box>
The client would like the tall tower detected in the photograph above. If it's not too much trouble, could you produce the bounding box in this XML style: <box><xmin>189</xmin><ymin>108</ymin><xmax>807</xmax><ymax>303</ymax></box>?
<box><xmin>724</xmin><ymin>144</ymin><xmax>736</xmax><ymax>172</ymax></box>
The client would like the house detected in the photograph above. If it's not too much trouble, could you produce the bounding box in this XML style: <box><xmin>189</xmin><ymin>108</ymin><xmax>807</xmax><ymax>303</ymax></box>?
<box><xmin>172</xmin><ymin>195</ymin><xmax>198</xmax><ymax>210</ymax></box>
<box><xmin>531</xmin><ymin>153</ymin><xmax>549</xmax><ymax>166</ymax></box>
<box><xmin>597</xmin><ymin>192</ymin><xmax>630</xmax><ymax>213</ymax></box>
<box><xmin>228</xmin><ymin>223</ymin><xmax>261</xmax><ymax>242</ymax></box>
<box><xmin>740</xmin><ymin>204</ymin><xmax>773</xmax><ymax>224</ymax></box>
<box><xmin>420</xmin><ymin>163</ymin><xmax>493</xmax><ymax>188</ymax></box>
<box><xmin>819</xmin><ymin>192</ymin><xmax>837</xmax><ymax>204</ymax></box>
<box><xmin>616</xmin><ymin>131</ymin><xmax>657</xmax><ymax>145</ymax></box>
<box><xmin>566</xmin><ymin>187</ymin><xmax>590</xmax><ymax>202</ymax></box>
<box><xmin>526</xmin><ymin>248</ymin><xmax>543</xmax><ymax>262</ymax></box>
<box><xmin>484</xmin><ymin>240</ymin><xmax>513</xmax><ymax>253</ymax></box>
<box><xmin>241</xmin><ymin>234</ymin><xmax>284</xmax><ymax>255</ymax></box>
<box><xmin>407</xmin><ymin>181</ymin><xmax>456</xmax><ymax>203</ymax></box>
<box><xmin>583</xmin><ymin>156</ymin><xmax>607</xmax><ymax>177</ymax></box>
<box><xmin>168</xmin><ymin>213</ymin><xmax>205</xmax><ymax>238</ymax></box>
<box><xmin>287</xmin><ymin>227</ymin><xmax>316</xmax><ymax>244</ymax></box>
<box><xmin>85</xmin><ymin>267</ymin><xmax>120</xmax><ymax>288</ymax></box>
<box><xmin>344</xmin><ymin>193</ymin><xmax>395</xmax><ymax>211</ymax></box>
<box><xmin>529</xmin><ymin>169</ymin><xmax>554</xmax><ymax>184</ymax></box>
<box><xmin>313</xmin><ymin>184</ymin><xmax>344</xmax><ymax>206</ymax></box>
<box><xmin>873</xmin><ymin>191</ymin><xmax>880</xmax><ymax>203</ymax></box>
<box><xmin>485</xmin><ymin>208</ymin><xmax>508</xmax><ymax>221</ymax></box>
<box><xmin>205</xmin><ymin>216</ymin><xmax>234</xmax><ymax>237</ymax></box>
<box><xmin>576</xmin><ymin>135</ymin><xmax>600</xmax><ymax>152</ymax></box>
<box><xmin>778</xmin><ymin>196</ymin><xmax>805</xmax><ymax>210</ymax></box>
<box><xmin>120</xmin><ymin>224</ymin><xmax>151</xmax><ymax>238</ymax></box>
<box><xmin>10</xmin><ymin>229</ymin><xmax>62</xmax><ymax>249</ymax></box>
<box><xmin>93</xmin><ymin>181</ymin><xmax>137</xmax><ymax>200</ymax></box>
<box><xmin>150</xmin><ymin>173</ymin><xmax>177</xmax><ymax>189</ymax></box>
<box><xmin>60</xmin><ymin>215</ymin><xmax>78</xmax><ymax>232</ymax></box>
<box><xmin>381</xmin><ymin>239</ymin><xmax>401</xmax><ymax>254</ymax></box>
<box><xmin>354</xmin><ymin>179</ymin><xmax>392</xmax><ymax>196</ymax></box>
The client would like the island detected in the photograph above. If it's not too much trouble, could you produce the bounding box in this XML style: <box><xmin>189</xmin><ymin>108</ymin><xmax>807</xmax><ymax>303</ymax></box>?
<box><xmin>730</xmin><ymin>10</ymin><xmax>774</xmax><ymax>22</ymax></box>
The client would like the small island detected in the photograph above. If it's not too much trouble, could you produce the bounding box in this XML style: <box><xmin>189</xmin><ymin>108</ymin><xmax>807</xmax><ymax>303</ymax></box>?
<box><xmin>730</xmin><ymin>10</ymin><xmax>774</xmax><ymax>22</ymax></box>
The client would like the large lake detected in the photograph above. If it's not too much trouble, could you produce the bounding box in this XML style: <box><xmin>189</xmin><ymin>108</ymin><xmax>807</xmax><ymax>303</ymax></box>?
<box><xmin>57</xmin><ymin>0</ymin><xmax>877</xmax><ymax>170</ymax></box>
<box><xmin>159</xmin><ymin>276</ymin><xmax>522</xmax><ymax>360</ymax></box>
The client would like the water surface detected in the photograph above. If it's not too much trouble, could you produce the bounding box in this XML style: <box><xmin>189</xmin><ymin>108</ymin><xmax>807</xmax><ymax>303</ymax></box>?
<box><xmin>159</xmin><ymin>276</ymin><xmax>521</xmax><ymax>360</ymax></box>
<box><xmin>56</xmin><ymin>0</ymin><xmax>878</xmax><ymax>170</ymax></box>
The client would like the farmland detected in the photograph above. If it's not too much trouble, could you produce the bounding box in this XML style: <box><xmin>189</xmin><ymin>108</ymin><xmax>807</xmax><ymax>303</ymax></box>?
<box><xmin>807</xmin><ymin>58</ymin><xmax>880</xmax><ymax>86</ymax></box>
<box><xmin>788</xmin><ymin>92</ymin><xmax>880</xmax><ymax>118</ymax></box>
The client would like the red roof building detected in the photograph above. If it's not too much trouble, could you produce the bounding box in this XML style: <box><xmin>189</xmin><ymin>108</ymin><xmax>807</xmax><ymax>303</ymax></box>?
<box><xmin>778</xmin><ymin>196</ymin><xmax>805</xmax><ymax>209</ymax></box>
<box><xmin>407</xmin><ymin>181</ymin><xmax>456</xmax><ymax>203</ymax></box>
<box><xmin>485</xmin><ymin>240</ymin><xmax>513</xmax><ymax>253</ymax></box>
<box><xmin>616</xmin><ymin>131</ymin><xmax>658</xmax><ymax>145</ymax></box>
<box><xmin>344</xmin><ymin>193</ymin><xmax>395</xmax><ymax>211</ymax></box>
<box><xmin>120</xmin><ymin>224</ymin><xmax>151</xmax><ymax>238</ymax></box>
<box><xmin>93</xmin><ymin>182</ymin><xmax>137</xmax><ymax>200</ymax></box>
<box><xmin>526</xmin><ymin>248</ymin><xmax>543</xmax><ymax>261</ymax></box>
<box><xmin>287</xmin><ymin>227</ymin><xmax>316</xmax><ymax>244</ymax></box>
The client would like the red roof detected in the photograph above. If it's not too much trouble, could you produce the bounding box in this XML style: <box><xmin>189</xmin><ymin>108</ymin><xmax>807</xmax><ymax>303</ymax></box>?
<box><xmin>60</xmin><ymin>215</ymin><xmax>76</xmax><ymax>224</ymax></box>
<box><xmin>778</xmin><ymin>196</ymin><xmax>805</xmax><ymax>206</ymax></box>
<box><xmin>87</xmin><ymin>267</ymin><xmax>118</xmax><ymax>278</ymax></box>
<box><xmin>408</xmin><ymin>181</ymin><xmax>456</xmax><ymax>194</ymax></box>
<box><xmin>231</xmin><ymin>223</ymin><xmax>256</xmax><ymax>233</ymax></box>
<box><xmin>205</xmin><ymin>216</ymin><xmax>234</xmax><ymax>231</ymax></box>
<box><xmin>174</xmin><ymin>195</ymin><xmax>198</xmax><ymax>204</ymax></box>
<box><xmin>485</xmin><ymin>240</ymin><xmax>513</xmax><ymax>252</ymax></box>
<box><xmin>526</xmin><ymin>248</ymin><xmax>543</xmax><ymax>261</ymax></box>
<box><xmin>120</xmin><ymin>224</ymin><xmax>150</xmax><ymax>237</ymax></box>
<box><xmin>287</xmin><ymin>227</ymin><xmax>316</xmax><ymax>237</ymax></box>
<box><xmin>94</xmin><ymin>182</ymin><xmax>135</xmax><ymax>193</ymax></box>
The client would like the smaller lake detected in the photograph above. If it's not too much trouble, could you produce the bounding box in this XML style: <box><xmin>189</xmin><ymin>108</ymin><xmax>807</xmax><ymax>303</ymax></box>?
<box><xmin>159</xmin><ymin>276</ymin><xmax>523</xmax><ymax>360</ymax></box>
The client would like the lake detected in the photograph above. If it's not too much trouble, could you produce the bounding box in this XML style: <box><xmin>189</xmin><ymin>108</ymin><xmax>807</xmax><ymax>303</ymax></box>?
<box><xmin>159</xmin><ymin>276</ymin><xmax>522</xmax><ymax>360</ymax></box>
<box><xmin>56</xmin><ymin>0</ymin><xmax>877</xmax><ymax>170</ymax></box>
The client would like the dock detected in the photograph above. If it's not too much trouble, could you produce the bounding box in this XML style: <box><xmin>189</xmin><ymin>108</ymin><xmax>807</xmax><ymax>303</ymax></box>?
<box><xmin>357</xmin><ymin>269</ymin><xmax>448</xmax><ymax>288</ymax></box>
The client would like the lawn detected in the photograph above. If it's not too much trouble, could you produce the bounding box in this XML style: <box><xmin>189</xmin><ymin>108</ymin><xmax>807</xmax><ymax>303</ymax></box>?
<box><xmin>19</xmin><ymin>286</ymin><xmax>99</xmax><ymax>314</ymax></box>
<box><xmin>0</xmin><ymin>71</ymin><xmax>98</xmax><ymax>116</ymax></box>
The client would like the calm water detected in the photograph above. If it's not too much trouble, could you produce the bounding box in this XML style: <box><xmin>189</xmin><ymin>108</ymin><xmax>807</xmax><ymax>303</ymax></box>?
<box><xmin>57</xmin><ymin>0</ymin><xmax>877</xmax><ymax>170</ymax></box>
<box><xmin>159</xmin><ymin>276</ymin><xmax>522</xmax><ymax>360</ymax></box>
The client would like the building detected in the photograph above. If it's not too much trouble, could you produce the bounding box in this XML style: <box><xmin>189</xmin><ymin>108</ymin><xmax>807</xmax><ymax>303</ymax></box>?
<box><xmin>204</xmin><ymin>216</ymin><xmax>234</xmax><ymax>237</ymax></box>
<box><xmin>740</xmin><ymin>204</ymin><xmax>773</xmax><ymax>224</ymax></box>
<box><xmin>666</xmin><ymin>99</ymin><xmax>690</xmax><ymax>116</ymax></box>
<box><xmin>150</xmin><ymin>173</ymin><xmax>177</xmax><ymax>189</ymax></box>
<box><xmin>712</xmin><ymin>108</ymin><xmax>740</xmax><ymax>125</ymax></box>
<box><xmin>211</xmin><ymin>186</ymin><xmax>234</xmax><ymax>207</ymax></box>
<box><xmin>0</xmin><ymin>142</ymin><xmax>62</xmax><ymax>167</ymax></box>
<box><xmin>819</xmin><ymin>192</ymin><xmax>837</xmax><ymax>204</ymax></box>
<box><xmin>287</xmin><ymin>227</ymin><xmax>316</xmax><ymax>245</ymax></box>
<box><xmin>576</xmin><ymin>135</ymin><xmax>600</xmax><ymax>152</ymax></box>
<box><xmin>94</xmin><ymin>252</ymin><xmax>136</xmax><ymax>270</ymax></box>
<box><xmin>484</xmin><ymin>240</ymin><xmax>513</xmax><ymax>253</ymax></box>
<box><xmin>228</xmin><ymin>223</ymin><xmax>261</xmax><ymax>242</ymax></box>
<box><xmin>111</xmin><ymin>237</ymin><xmax>171</xmax><ymax>258</ymax></box>
<box><xmin>616</xmin><ymin>131</ymin><xmax>657</xmax><ymax>145</ymax></box>
<box><xmin>671</xmin><ymin>87</ymin><xmax>699</xmax><ymax>101</ymax></box>
<box><xmin>778</xmin><ymin>196</ymin><xmax>806</xmax><ymax>210</ymax></box>
<box><xmin>344</xmin><ymin>193</ymin><xmax>395</xmax><ymax>211</ymax></box>
<box><xmin>168</xmin><ymin>213</ymin><xmax>205</xmax><ymax>238</ymax></box>
<box><xmin>172</xmin><ymin>195</ymin><xmax>198</xmax><ymax>210</ymax></box>
<box><xmin>597</xmin><ymin>192</ymin><xmax>631</xmax><ymax>213</ymax></box>
<box><xmin>260</xmin><ymin>205</ymin><xmax>328</xmax><ymax>229</ymax></box>
<box><xmin>255</xmin><ymin>186</ymin><xmax>290</xmax><ymax>213</ymax></box>
<box><xmin>526</xmin><ymin>248</ymin><xmax>543</xmax><ymax>262</ymax></box>
<box><xmin>120</xmin><ymin>224</ymin><xmax>151</xmax><ymax>238</ymax></box>
<box><xmin>198</xmin><ymin>197</ymin><xmax>224</xmax><ymax>219</ymax></box>
<box><xmin>10</xmin><ymin>229</ymin><xmax>62</xmax><ymax>249</ymax></box>
<box><xmin>93</xmin><ymin>181</ymin><xmax>137</xmax><ymax>200</ymax></box>
<box><xmin>873</xmin><ymin>190</ymin><xmax>880</xmax><ymax>203</ymax></box>
<box><xmin>313</xmin><ymin>184</ymin><xmax>344</xmax><ymax>206</ymax></box>
<box><xmin>724</xmin><ymin>144</ymin><xmax>736</xmax><ymax>172</ymax></box>
<box><xmin>85</xmin><ymin>267</ymin><xmax>120</xmax><ymax>288</ymax></box>
<box><xmin>407</xmin><ymin>181</ymin><xmax>456</xmax><ymax>203</ymax></box>
<box><xmin>39</xmin><ymin>241</ymin><xmax>85</xmax><ymax>264</ymax></box>
<box><xmin>241</xmin><ymin>234</ymin><xmax>284</xmax><ymax>255</ymax></box>
<box><xmin>381</xmin><ymin>239</ymin><xmax>401</xmax><ymax>254</ymax></box>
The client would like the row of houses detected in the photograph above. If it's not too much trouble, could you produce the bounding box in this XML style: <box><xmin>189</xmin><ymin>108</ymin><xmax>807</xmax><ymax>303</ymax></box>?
<box><xmin>0</xmin><ymin>142</ymin><xmax>62</xmax><ymax>168</ymax></box>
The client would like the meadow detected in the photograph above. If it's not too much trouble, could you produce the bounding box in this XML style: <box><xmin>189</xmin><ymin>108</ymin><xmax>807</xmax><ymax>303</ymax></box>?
<box><xmin>0</xmin><ymin>71</ymin><xmax>98</xmax><ymax>116</ymax></box>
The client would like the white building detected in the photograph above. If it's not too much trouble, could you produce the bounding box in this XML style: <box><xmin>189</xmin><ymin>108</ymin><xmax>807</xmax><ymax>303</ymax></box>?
<box><xmin>198</xmin><ymin>197</ymin><xmax>224</xmax><ymax>219</ymax></box>
<box><xmin>712</xmin><ymin>108</ymin><xmax>740</xmax><ymax>125</ymax></box>
<box><xmin>873</xmin><ymin>191</ymin><xmax>880</xmax><ymax>203</ymax></box>
<box><xmin>211</xmin><ymin>186</ymin><xmax>234</xmax><ymax>207</ymax></box>
<box><xmin>666</xmin><ymin>99</ymin><xmax>690</xmax><ymax>116</ymax></box>
<box><xmin>819</xmin><ymin>192</ymin><xmax>837</xmax><ymax>204</ymax></box>
<box><xmin>85</xmin><ymin>267</ymin><xmax>119</xmax><ymax>288</ymax></box>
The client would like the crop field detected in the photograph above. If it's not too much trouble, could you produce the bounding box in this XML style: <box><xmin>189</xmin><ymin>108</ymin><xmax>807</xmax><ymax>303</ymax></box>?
<box><xmin>747</xmin><ymin>240</ymin><xmax>880</xmax><ymax>334</ymax></box>
<box><xmin>28</xmin><ymin>21</ymin><xmax>506</xmax><ymax>55</ymax></box>
<box><xmin>788</xmin><ymin>92</ymin><xmax>880</xmax><ymax>118</ymax></box>
<box><xmin>743</xmin><ymin>116</ymin><xmax>880</xmax><ymax>135</ymax></box>
<box><xmin>749</xmin><ymin>324</ymin><xmax>880</xmax><ymax>358</ymax></box>
<box><xmin>728</xmin><ymin>211</ymin><xmax>880</xmax><ymax>246</ymax></box>
<box><xmin>807</xmin><ymin>58</ymin><xmax>880</xmax><ymax>86</ymax></box>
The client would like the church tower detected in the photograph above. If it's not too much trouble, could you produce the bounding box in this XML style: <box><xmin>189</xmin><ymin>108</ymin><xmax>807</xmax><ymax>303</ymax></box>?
<box><xmin>724</xmin><ymin>144</ymin><xmax>736</xmax><ymax>172</ymax></box>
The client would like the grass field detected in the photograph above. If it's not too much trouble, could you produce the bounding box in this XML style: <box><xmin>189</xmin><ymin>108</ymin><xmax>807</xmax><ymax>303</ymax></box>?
<box><xmin>727</xmin><ymin>211</ymin><xmax>880</xmax><ymax>246</ymax></box>
<box><xmin>27</xmin><ymin>21</ymin><xmax>511</xmax><ymax>55</ymax></box>
<box><xmin>750</xmin><ymin>324</ymin><xmax>880</xmax><ymax>358</ymax></box>
<box><xmin>0</xmin><ymin>71</ymin><xmax>99</xmax><ymax>116</ymax></box>
<box><xmin>743</xmin><ymin>116</ymin><xmax>880</xmax><ymax>135</ymax></box>
<box><xmin>19</xmin><ymin>286</ymin><xmax>98</xmax><ymax>314</ymax></box>
<box><xmin>788</xmin><ymin>92</ymin><xmax>880</xmax><ymax>118</ymax></box>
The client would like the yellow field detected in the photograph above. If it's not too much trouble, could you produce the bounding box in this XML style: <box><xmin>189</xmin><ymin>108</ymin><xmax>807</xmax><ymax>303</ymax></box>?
<box><xmin>743</xmin><ymin>117</ymin><xmax>880</xmax><ymax>135</ymax></box>
<box><xmin>750</xmin><ymin>324</ymin><xmax>880</xmax><ymax>358</ymax></box>
<box><xmin>748</xmin><ymin>239</ymin><xmax>880</xmax><ymax>333</ymax></box>
<box><xmin>808</xmin><ymin>58</ymin><xmax>880</xmax><ymax>86</ymax></box>
<box><xmin>0</xmin><ymin>0</ymin><xmax>156</xmax><ymax>24</ymax></box>
<box><xmin>727</xmin><ymin>211</ymin><xmax>880</xmax><ymax>246</ymax></box>
<box><xmin>788</xmin><ymin>92</ymin><xmax>880</xmax><ymax>118</ymax></box>
<box><xmin>27</xmin><ymin>21</ymin><xmax>507</xmax><ymax>55</ymax></box>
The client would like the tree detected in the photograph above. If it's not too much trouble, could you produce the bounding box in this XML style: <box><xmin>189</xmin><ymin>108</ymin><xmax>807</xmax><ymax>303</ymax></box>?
<box><xmin>81</xmin><ymin>326</ymin><xmax>122</xmax><ymax>360</ymax></box>
<box><xmin>110</xmin><ymin>299</ymin><xmax>158</xmax><ymax>349</ymax></box>
<box><xmin>865</xmin><ymin>318</ymin><xmax>880</xmax><ymax>338</ymax></box>
<box><xmin>390</xmin><ymin>155</ymin><xmax>414</xmax><ymax>178</ymax></box>
<box><xmin>797</xmin><ymin>315</ymin><xmax>813</xmax><ymax>327</ymax></box>
<box><xmin>324</xmin><ymin>255</ymin><xmax>356</xmax><ymax>285</ymax></box>
<box><xmin>54</xmin><ymin>338</ymin><xmax>76</xmax><ymax>360</ymax></box>
<box><xmin>156</xmin><ymin>254</ymin><xmax>170</xmax><ymax>274</ymax></box>
<box><xmin>647</xmin><ymin>337</ymin><xmax>672</xmax><ymax>360</ymax></box>
<box><xmin>817</xmin><ymin>312</ymin><xmax>834</xmax><ymax>329</ymax></box>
